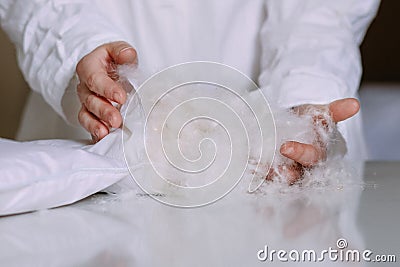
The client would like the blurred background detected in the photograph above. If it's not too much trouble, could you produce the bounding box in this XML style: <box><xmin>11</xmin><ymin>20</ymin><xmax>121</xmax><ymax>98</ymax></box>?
<box><xmin>0</xmin><ymin>29</ymin><xmax>29</xmax><ymax>140</ymax></box>
<box><xmin>0</xmin><ymin>0</ymin><xmax>399</xmax><ymax>160</ymax></box>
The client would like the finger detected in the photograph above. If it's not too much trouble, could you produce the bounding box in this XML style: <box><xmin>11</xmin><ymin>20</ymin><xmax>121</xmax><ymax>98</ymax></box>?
<box><xmin>78</xmin><ymin>105</ymin><xmax>109</xmax><ymax>142</ymax></box>
<box><xmin>76</xmin><ymin>52</ymin><xmax>127</xmax><ymax>104</ymax></box>
<box><xmin>87</xmin><ymin>73</ymin><xmax>126</xmax><ymax>104</ymax></box>
<box><xmin>105</xmin><ymin>41</ymin><xmax>137</xmax><ymax>65</ymax></box>
<box><xmin>280</xmin><ymin>141</ymin><xmax>324</xmax><ymax>167</ymax></box>
<box><xmin>329</xmin><ymin>98</ymin><xmax>360</xmax><ymax>123</ymax></box>
<box><xmin>78</xmin><ymin>83</ymin><xmax>122</xmax><ymax>128</ymax></box>
<box><xmin>282</xmin><ymin>163</ymin><xmax>304</xmax><ymax>185</ymax></box>
<box><xmin>266</xmin><ymin>163</ymin><xmax>303</xmax><ymax>185</ymax></box>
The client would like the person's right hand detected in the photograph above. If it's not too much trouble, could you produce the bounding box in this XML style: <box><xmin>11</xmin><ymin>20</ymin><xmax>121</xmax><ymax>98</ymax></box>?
<box><xmin>268</xmin><ymin>98</ymin><xmax>360</xmax><ymax>185</ymax></box>
<box><xmin>76</xmin><ymin>41</ymin><xmax>137</xmax><ymax>142</ymax></box>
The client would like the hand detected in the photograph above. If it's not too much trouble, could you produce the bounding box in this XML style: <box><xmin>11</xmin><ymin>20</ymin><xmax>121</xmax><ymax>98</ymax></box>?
<box><xmin>269</xmin><ymin>98</ymin><xmax>360</xmax><ymax>185</ymax></box>
<box><xmin>76</xmin><ymin>41</ymin><xmax>137</xmax><ymax>142</ymax></box>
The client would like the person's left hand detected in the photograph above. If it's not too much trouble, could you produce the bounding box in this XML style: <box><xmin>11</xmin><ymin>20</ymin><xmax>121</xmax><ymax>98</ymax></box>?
<box><xmin>76</xmin><ymin>41</ymin><xmax>137</xmax><ymax>142</ymax></box>
<box><xmin>268</xmin><ymin>98</ymin><xmax>360</xmax><ymax>185</ymax></box>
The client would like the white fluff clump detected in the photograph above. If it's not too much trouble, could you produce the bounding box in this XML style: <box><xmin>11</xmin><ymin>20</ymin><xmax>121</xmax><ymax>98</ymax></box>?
<box><xmin>117</xmin><ymin>65</ymin><xmax>358</xmax><ymax>195</ymax></box>
<box><xmin>262</xmin><ymin>107</ymin><xmax>360</xmax><ymax>193</ymax></box>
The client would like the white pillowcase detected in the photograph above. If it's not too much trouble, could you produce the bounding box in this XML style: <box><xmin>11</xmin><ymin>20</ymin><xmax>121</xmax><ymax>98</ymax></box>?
<box><xmin>0</xmin><ymin>130</ymin><xmax>130</xmax><ymax>216</ymax></box>
<box><xmin>0</xmin><ymin>86</ymin><xmax>146</xmax><ymax>216</ymax></box>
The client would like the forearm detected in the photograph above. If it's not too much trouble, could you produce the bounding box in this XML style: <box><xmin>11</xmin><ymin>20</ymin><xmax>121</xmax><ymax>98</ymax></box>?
<box><xmin>258</xmin><ymin>0</ymin><xmax>380</xmax><ymax>108</ymax></box>
<box><xmin>0</xmin><ymin>0</ymin><xmax>126</xmax><ymax>119</ymax></box>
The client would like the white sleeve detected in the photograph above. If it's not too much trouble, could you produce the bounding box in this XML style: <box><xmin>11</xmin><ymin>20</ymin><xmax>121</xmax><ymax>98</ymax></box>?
<box><xmin>0</xmin><ymin>0</ymin><xmax>126</xmax><ymax>118</ymax></box>
<box><xmin>258</xmin><ymin>0</ymin><xmax>380</xmax><ymax>108</ymax></box>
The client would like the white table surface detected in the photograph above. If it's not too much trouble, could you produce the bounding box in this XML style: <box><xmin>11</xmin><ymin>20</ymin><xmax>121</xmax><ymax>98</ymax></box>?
<box><xmin>0</xmin><ymin>161</ymin><xmax>399</xmax><ymax>267</ymax></box>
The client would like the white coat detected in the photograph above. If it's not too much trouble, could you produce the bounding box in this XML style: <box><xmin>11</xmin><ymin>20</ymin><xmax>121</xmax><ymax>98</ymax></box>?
<box><xmin>0</xmin><ymin>0</ymin><xmax>380</xmax><ymax>160</ymax></box>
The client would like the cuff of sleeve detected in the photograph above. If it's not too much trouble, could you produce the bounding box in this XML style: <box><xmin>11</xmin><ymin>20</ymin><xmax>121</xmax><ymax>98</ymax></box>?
<box><xmin>273</xmin><ymin>72</ymin><xmax>351</xmax><ymax>108</ymax></box>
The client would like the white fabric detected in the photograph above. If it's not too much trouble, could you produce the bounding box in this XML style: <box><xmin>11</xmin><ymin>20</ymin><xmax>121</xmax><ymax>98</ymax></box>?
<box><xmin>0</xmin><ymin>84</ymin><xmax>356</xmax><ymax>215</ymax></box>
<box><xmin>0</xmin><ymin>130</ymin><xmax>130</xmax><ymax>216</ymax></box>
<box><xmin>0</xmin><ymin>0</ymin><xmax>380</xmax><ymax>156</ymax></box>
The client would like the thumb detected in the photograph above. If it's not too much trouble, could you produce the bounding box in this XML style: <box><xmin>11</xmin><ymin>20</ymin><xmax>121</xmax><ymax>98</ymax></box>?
<box><xmin>329</xmin><ymin>98</ymin><xmax>360</xmax><ymax>123</ymax></box>
<box><xmin>106</xmin><ymin>41</ymin><xmax>137</xmax><ymax>65</ymax></box>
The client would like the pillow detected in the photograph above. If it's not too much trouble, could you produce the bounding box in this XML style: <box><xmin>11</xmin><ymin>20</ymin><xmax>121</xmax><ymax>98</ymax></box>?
<box><xmin>0</xmin><ymin>82</ymin><xmax>145</xmax><ymax>216</ymax></box>
<box><xmin>0</xmin><ymin>130</ymin><xmax>130</xmax><ymax>216</ymax></box>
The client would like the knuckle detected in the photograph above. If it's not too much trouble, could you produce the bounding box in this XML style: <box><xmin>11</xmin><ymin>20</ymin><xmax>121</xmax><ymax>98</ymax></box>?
<box><xmin>78</xmin><ymin>109</ymin><xmax>85</xmax><ymax>125</ymax></box>
<box><xmin>85</xmin><ymin>94</ymin><xmax>97</xmax><ymax>109</ymax></box>
<box><xmin>86</xmin><ymin>72</ymin><xmax>98</xmax><ymax>89</ymax></box>
<box><xmin>99</xmin><ymin>107</ymin><xmax>111</xmax><ymax>121</ymax></box>
<box><xmin>76</xmin><ymin>55</ymin><xmax>89</xmax><ymax>73</ymax></box>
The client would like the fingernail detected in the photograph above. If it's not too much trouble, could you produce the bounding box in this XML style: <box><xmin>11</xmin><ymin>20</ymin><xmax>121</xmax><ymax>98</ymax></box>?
<box><xmin>113</xmin><ymin>92</ymin><xmax>121</xmax><ymax>103</ymax></box>
<box><xmin>94</xmin><ymin>129</ymin><xmax>100</xmax><ymax>140</ymax></box>
<box><xmin>282</xmin><ymin>145</ymin><xmax>294</xmax><ymax>156</ymax></box>
<box><xmin>351</xmin><ymin>99</ymin><xmax>360</xmax><ymax>109</ymax></box>
<box><xmin>108</xmin><ymin>115</ymin><xmax>115</xmax><ymax>127</ymax></box>
<box><xmin>118</xmin><ymin>47</ymin><xmax>136</xmax><ymax>64</ymax></box>
<box><xmin>118</xmin><ymin>47</ymin><xmax>131</xmax><ymax>56</ymax></box>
